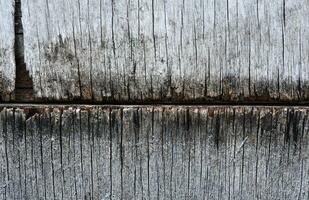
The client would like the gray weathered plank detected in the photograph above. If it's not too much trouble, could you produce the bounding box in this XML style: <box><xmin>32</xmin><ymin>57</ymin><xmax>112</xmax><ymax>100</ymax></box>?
<box><xmin>0</xmin><ymin>0</ymin><xmax>15</xmax><ymax>100</ymax></box>
<box><xmin>21</xmin><ymin>0</ymin><xmax>309</xmax><ymax>102</ymax></box>
<box><xmin>1</xmin><ymin>105</ymin><xmax>309</xmax><ymax>199</ymax></box>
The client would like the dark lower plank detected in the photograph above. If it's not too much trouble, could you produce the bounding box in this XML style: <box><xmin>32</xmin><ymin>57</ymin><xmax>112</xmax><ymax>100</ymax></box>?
<box><xmin>0</xmin><ymin>106</ymin><xmax>308</xmax><ymax>199</ymax></box>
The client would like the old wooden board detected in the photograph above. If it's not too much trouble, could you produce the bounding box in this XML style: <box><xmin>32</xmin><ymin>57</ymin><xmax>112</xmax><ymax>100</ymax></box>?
<box><xmin>0</xmin><ymin>105</ymin><xmax>309</xmax><ymax>199</ymax></box>
<box><xmin>0</xmin><ymin>0</ymin><xmax>15</xmax><ymax>100</ymax></box>
<box><xmin>21</xmin><ymin>0</ymin><xmax>309</xmax><ymax>102</ymax></box>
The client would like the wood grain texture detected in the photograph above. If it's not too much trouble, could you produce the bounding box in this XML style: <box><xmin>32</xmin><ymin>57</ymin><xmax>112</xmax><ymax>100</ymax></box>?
<box><xmin>0</xmin><ymin>0</ymin><xmax>15</xmax><ymax>99</ymax></box>
<box><xmin>1</xmin><ymin>105</ymin><xmax>309</xmax><ymax>199</ymax></box>
<box><xmin>21</xmin><ymin>0</ymin><xmax>309</xmax><ymax>102</ymax></box>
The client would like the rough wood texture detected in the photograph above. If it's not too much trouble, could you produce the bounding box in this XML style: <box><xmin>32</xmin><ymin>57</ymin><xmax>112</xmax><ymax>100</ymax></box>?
<box><xmin>0</xmin><ymin>0</ymin><xmax>15</xmax><ymax>99</ymax></box>
<box><xmin>21</xmin><ymin>0</ymin><xmax>309</xmax><ymax>102</ymax></box>
<box><xmin>1</xmin><ymin>105</ymin><xmax>309</xmax><ymax>199</ymax></box>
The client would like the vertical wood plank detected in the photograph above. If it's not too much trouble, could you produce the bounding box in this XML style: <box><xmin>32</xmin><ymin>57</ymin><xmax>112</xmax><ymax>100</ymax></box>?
<box><xmin>0</xmin><ymin>0</ymin><xmax>15</xmax><ymax>99</ymax></box>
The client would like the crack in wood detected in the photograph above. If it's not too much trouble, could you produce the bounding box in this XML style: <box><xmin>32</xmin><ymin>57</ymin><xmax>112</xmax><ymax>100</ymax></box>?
<box><xmin>14</xmin><ymin>0</ymin><xmax>34</xmax><ymax>102</ymax></box>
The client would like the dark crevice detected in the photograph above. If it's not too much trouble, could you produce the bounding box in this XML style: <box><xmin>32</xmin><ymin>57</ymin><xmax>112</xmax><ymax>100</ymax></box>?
<box><xmin>2</xmin><ymin>100</ymin><xmax>309</xmax><ymax>107</ymax></box>
<box><xmin>14</xmin><ymin>0</ymin><xmax>34</xmax><ymax>101</ymax></box>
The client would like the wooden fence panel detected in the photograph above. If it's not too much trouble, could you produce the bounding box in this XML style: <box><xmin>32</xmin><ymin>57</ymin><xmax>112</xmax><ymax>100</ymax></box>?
<box><xmin>1</xmin><ymin>1</ymin><xmax>309</xmax><ymax>200</ymax></box>
<box><xmin>21</xmin><ymin>0</ymin><xmax>309</xmax><ymax>102</ymax></box>
<box><xmin>1</xmin><ymin>106</ymin><xmax>309</xmax><ymax>199</ymax></box>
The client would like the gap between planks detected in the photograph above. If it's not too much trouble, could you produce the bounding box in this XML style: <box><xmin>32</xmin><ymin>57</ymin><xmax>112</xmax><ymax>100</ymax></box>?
<box><xmin>1</xmin><ymin>103</ymin><xmax>309</xmax><ymax>108</ymax></box>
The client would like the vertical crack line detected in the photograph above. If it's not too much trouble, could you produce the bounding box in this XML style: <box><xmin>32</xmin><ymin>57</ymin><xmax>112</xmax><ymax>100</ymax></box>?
<box><xmin>14</xmin><ymin>0</ymin><xmax>23</xmax><ymax>66</ymax></box>
<box><xmin>14</xmin><ymin>0</ymin><xmax>34</xmax><ymax>101</ymax></box>
<box><xmin>152</xmin><ymin>0</ymin><xmax>156</xmax><ymax>62</ymax></box>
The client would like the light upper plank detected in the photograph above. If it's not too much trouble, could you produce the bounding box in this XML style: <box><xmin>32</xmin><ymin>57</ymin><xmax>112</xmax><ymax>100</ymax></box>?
<box><xmin>21</xmin><ymin>0</ymin><xmax>309</xmax><ymax>102</ymax></box>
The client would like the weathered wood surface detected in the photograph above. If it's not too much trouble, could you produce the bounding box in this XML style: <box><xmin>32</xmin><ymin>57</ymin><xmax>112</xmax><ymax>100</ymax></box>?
<box><xmin>21</xmin><ymin>0</ymin><xmax>309</xmax><ymax>102</ymax></box>
<box><xmin>0</xmin><ymin>0</ymin><xmax>15</xmax><ymax>99</ymax></box>
<box><xmin>1</xmin><ymin>105</ymin><xmax>309</xmax><ymax>199</ymax></box>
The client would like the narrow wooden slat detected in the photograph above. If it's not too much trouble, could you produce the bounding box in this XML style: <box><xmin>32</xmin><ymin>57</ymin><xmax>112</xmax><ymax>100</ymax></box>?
<box><xmin>74</xmin><ymin>108</ymin><xmax>84</xmax><ymax>199</ymax></box>
<box><xmin>95</xmin><ymin>107</ymin><xmax>111</xmax><ymax>199</ymax></box>
<box><xmin>110</xmin><ymin>108</ymin><xmax>122</xmax><ymax>199</ymax></box>
<box><xmin>5</xmin><ymin>109</ymin><xmax>15</xmax><ymax>199</ymax></box>
<box><xmin>81</xmin><ymin>109</ymin><xmax>92</xmax><ymax>199</ymax></box>
<box><xmin>0</xmin><ymin>109</ymin><xmax>9</xmax><ymax>199</ymax></box>
<box><xmin>61</xmin><ymin>109</ymin><xmax>74</xmax><ymax>199</ymax></box>
<box><xmin>122</xmin><ymin>108</ymin><xmax>135</xmax><ymax>199</ymax></box>
<box><xmin>14</xmin><ymin>109</ymin><xmax>25</xmax><ymax>199</ymax></box>
<box><xmin>40</xmin><ymin>110</ymin><xmax>54</xmax><ymax>200</ymax></box>
<box><xmin>0</xmin><ymin>0</ymin><xmax>15</xmax><ymax>100</ymax></box>
<box><xmin>31</xmin><ymin>113</ymin><xmax>44</xmax><ymax>199</ymax></box>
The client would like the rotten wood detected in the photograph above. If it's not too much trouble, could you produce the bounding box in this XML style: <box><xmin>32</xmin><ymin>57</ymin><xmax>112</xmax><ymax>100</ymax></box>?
<box><xmin>1</xmin><ymin>106</ymin><xmax>309</xmax><ymax>199</ymax></box>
